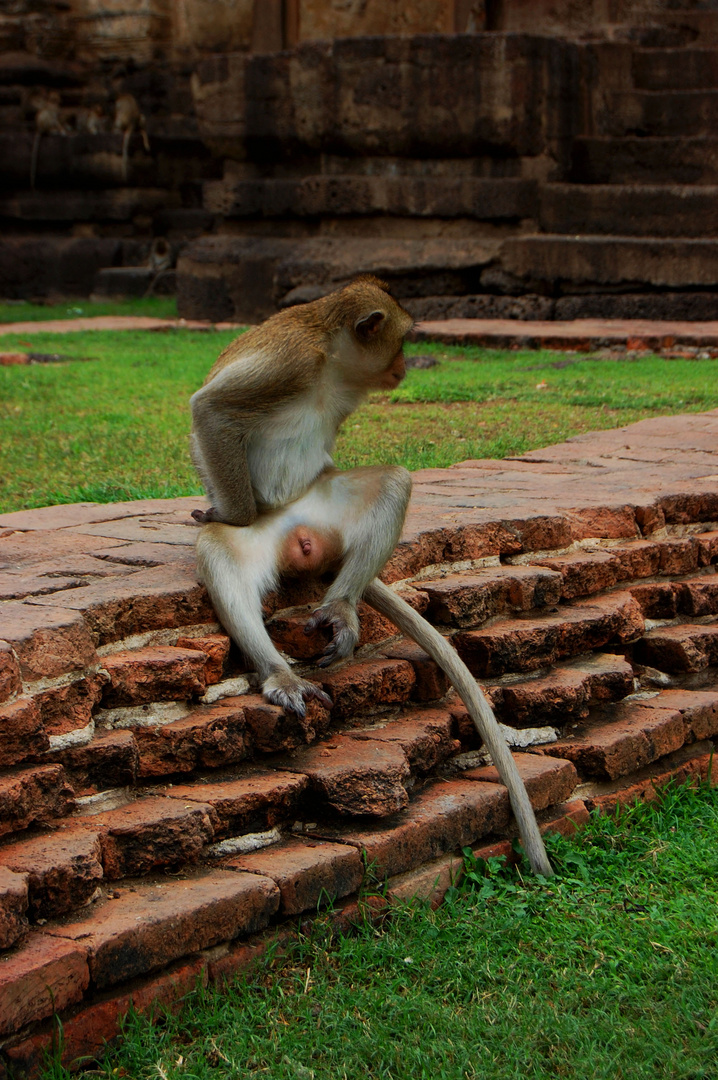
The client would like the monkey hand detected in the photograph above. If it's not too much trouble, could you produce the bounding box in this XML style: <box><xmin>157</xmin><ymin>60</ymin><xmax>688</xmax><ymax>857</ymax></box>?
<box><xmin>262</xmin><ymin>671</ymin><xmax>333</xmax><ymax>718</ymax></box>
<box><xmin>304</xmin><ymin>600</ymin><xmax>360</xmax><ymax>668</ymax></box>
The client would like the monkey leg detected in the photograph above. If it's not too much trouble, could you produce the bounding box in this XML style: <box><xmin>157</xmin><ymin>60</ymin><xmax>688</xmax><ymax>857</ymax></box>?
<box><xmin>302</xmin><ymin>465</ymin><xmax>412</xmax><ymax>666</ymax></box>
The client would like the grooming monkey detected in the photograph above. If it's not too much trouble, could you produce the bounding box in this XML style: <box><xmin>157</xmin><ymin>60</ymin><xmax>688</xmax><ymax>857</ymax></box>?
<box><xmin>191</xmin><ymin>278</ymin><xmax>553</xmax><ymax>875</ymax></box>
<box><xmin>30</xmin><ymin>90</ymin><xmax>67</xmax><ymax>190</ymax></box>
<box><xmin>113</xmin><ymin>93</ymin><xmax>150</xmax><ymax>181</ymax></box>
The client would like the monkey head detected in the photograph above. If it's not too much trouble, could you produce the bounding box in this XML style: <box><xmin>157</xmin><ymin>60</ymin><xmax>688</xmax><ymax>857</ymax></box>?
<box><xmin>322</xmin><ymin>275</ymin><xmax>414</xmax><ymax>391</ymax></box>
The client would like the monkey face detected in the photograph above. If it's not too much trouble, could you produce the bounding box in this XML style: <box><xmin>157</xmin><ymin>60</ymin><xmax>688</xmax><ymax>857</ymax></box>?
<box><xmin>374</xmin><ymin>349</ymin><xmax>407</xmax><ymax>390</ymax></box>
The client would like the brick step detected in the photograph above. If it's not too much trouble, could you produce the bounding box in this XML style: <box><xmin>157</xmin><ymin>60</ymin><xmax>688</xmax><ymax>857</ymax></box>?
<box><xmin>0</xmin><ymin>189</ymin><xmax>179</xmax><ymax>225</ymax></box>
<box><xmin>629</xmin><ymin>570</ymin><xmax>718</xmax><ymax>618</ymax></box>
<box><xmin>453</xmin><ymin>591</ymin><xmax>645</xmax><ymax>678</ymax></box>
<box><xmin>634</xmin><ymin>621</ymin><xmax>718</xmax><ymax>673</ymax></box>
<box><xmin>203</xmin><ymin>176</ymin><xmax>537</xmax><ymax>222</ymax></box>
<box><xmin>570</xmin><ymin>137</ymin><xmax>718</xmax><ymax>186</ymax></box>
<box><xmin>500</xmin><ymin>235</ymin><xmax>718</xmax><ymax>292</ymax></box>
<box><xmin>542</xmin><ymin>686</ymin><xmax>718</xmax><ymax>781</ymax></box>
<box><xmin>631</xmin><ymin>47</ymin><xmax>718</xmax><ymax>91</ymax></box>
<box><xmin>654</xmin><ymin>11</ymin><xmax>718</xmax><ymax>45</ymax></box>
<box><xmin>540</xmin><ymin>183</ymin><xmax>718</xmax><ymax>238</ymax></box>
<box><xmin>603</xmin><ymin>90</ymin><xmax>718</xmax><ymax>138</ymax></box>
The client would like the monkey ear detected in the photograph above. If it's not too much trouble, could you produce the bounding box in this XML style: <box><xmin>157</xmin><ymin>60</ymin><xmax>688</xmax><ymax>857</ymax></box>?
<box><xmin>355</xmin><ymin>310</ymin><xmax>386</xmax><ymax>341</ymax></box>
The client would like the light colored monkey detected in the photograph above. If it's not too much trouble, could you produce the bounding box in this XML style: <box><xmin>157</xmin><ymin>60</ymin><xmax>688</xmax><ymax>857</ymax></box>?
<box><xmin>30</xmin><ymin>90</ymin><xmax>67</xmax><ymax>190</ymax></box>
<box><xmin>113</xmin><ymin>93</ymin><xmax>150</xmax><ymax>182</ymax></box>
<box><xmin>191</xmin><ymin>278</ymin><xmax>553</xmax><ymax>875</ymax></box>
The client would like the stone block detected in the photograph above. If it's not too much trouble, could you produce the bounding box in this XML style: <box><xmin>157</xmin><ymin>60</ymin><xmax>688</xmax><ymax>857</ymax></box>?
<box><xmin>166</xmin><ymin>770</ymin><xmax>308</xmax><ymax>836</ymax></box>
<box><xmin>0</xmin><ymin>934</ymin><xmax>89</xmax><ymax>1036</ymax></box>
<box><xmin>134</xmin><ymin>703</ymin><xmax>248</xmax><ymax>777</ymax></box>
<box><xmin>321</xmin><ymin>658</ymin><xmax>415</xmax><ymax>719</ymax></box>
<box><xmin>0</xmin><ymin>602</ymin><xmax>97</xmax><ymax>681</ymax></box>
<box><xmin>0</xmin><ymin>697</ymin><xmax>48</xmax><ymax>765</ymax></box>
<box><xmin>0</xmin><ymin>828</ymin><xmax>103</xmax><ymax>920</ymax></box>
<box><xmin>101</xmin><ymin>645</ymin><xmax>208</xmax><ymax>707</ymax></box>
<box><xmin>281</xmin><ymin>736</ymin><xmax>411</xmax><ymax>817</ymax></box>
<box><xmin>0</xmin><ymin>765</ymin><xmax>75</xmax><ymax>837</ymax></box>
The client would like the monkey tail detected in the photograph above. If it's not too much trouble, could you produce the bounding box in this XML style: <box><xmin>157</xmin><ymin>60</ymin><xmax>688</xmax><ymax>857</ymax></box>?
<box><xmin>363</xmin><ymin>578</ymin><xmax>554</xmax><ymax>877</ymax></box>
<box><xmin>140</xmin><ymin>117</ymin><xmax>150</xmax><ymax>153</ymax></box>
<box><xmin>30</xmin><ymin>131</ymin><xmax>41</xmax><ymax>190</ymax></box>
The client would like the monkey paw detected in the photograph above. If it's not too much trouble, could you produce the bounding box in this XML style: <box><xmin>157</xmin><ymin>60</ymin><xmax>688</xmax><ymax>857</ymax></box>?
<box><xmin>262</xmin><ymin>672</ymin><xmax>333</xmax><ymax>718</ymax></box>
<box><xmin>304</xmin><ymin>600</ymin><xmax>360</xmax><ymax>668</ymax></box>
<box><xmin>191</xmin><ymin>507</ymin><xmax>221</xmax><ymax>524</ymax></box>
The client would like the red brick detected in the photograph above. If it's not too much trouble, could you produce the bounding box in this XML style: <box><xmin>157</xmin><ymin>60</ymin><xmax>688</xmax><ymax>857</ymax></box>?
<box><xmin>464</xmin><ymin>753</ymin><xmax>578</xmax><ymax>812</ymax></box>
<box><xmin>538</xmin><ymin>798</ymin><xmax>590</xmax><ymax>837</ymax></box>
<box><xmin>226</xmin><ymin>837</ymin><xmax>364</xmax><ymax>915</ymax></box>
<box><xmin>49</xmin><ymin>870</ymin><xmax>280</xmax><ymax>988</ymax></box>
<box><xmin>325</xmin><ymin>779</ymin><xmax>510</xmax><ymax>878</ymax></box>
<box><xmin>0</xmin><ymin>602</ymin><xmax>97</xmax><ymax>680</ymax></box>
<box><xmin>0</xmin><ymin>867</ymin><xmax>28</xmax><ymax>950</ymax></box>
<box><xmin>386</xmin><ymin>851</ymin><xmax>463</xmax><ymax>908</ymax></box>
<box><xmin>240</xmin><ymin>693</ymin><xmax>332</xmax><ymax>753</ymax></box>
<box><xmin>420</xmin><ymin>564</ymin><xmax>562</xmax><ymax>628</ymax></box>
<box><xmin>80</xmin><ymin>796</ymin><xmax>216</xmax><ymax>879</ymax></box>
<box><xmin>30</xmin><ymin>564</ymin><xmax>215</xmax><ymax>646</ymax></box>
<box><xmin>0</xmin><ymin>828</ymin><xmax>103</xmax><ymax>920</ymax></box>
<box><xmin>176</xmin><ymin>633</ymin><xmax>231</xmax><ymax>684</ymax></box>
<box><xmin>321</xmin><ymin>658</ymin><xmax>415</xmax><ymax>719</ymax></box>
<box><xmin>660</xmin><ymin>493</ymin><xmax>718</xmax><ymax>526</ymax></box>
<box><xmin>629</xmin><ymin>581</ymin><xmax>678</xmax><ymax>619</ymax></box>
<box><xmin>454</xmin><ymin>593</ymin><xmax>644</xmax><ymax>677</ymax></box>
<box><xmin>49</xmin><ymin>729</ymin><xmax>138</xmax><ymax>793</ymax></box>
<box><xmin>656</xmin><ymin>537</ymin><xmax>701</xmax><ymax>575</ymax></box>
<box><xmin>678</xmin><ymin>575</ymin><xmax>718</xmax><ymax>616</ymax></box>
<box><xmin>356</xmin><ymin>599</ymin><xmax>400</xmax><ymax>647</ymax></box>
<box><xmin>566</xmin><ymin>505</ymin><xmax>638</xmax><ymax>541</ymax></box>
<box><xmin>267</xmin><ymin>609</ymin><xmax>330</xmax><ymax>661</ymax></box>
<box><xmin>0</xmin><ymin>697</ymin><xmax>48</xmax><ymax>765</ymax></box>
<box><xmin>281</xmin><ymin>736</ymin><xmax>411</xmax><ymax>816</ymax></box>
<box><xmin>544</xmin><ymin>702</ymin><xmax>686</xmax><ymax>780</ymax></box>
<box><xmin>697</xmin><ymin>531</ymin><xmax>718</xmax><ymax>566</ymax></box>
<box><xmin>0</xmin><ymin>642</ymin><xmax>21</xmax><ymax>705</ymax></box>
<box><xmin>612</xmin><ymin>540</ymin><xmax>662</xmax><ymax>580</ymax></box>
<box><xmin>381</xmin><ymin>641</ymin><xmax>449</xmax><ymax>701</ymax></box>
<box><xmin>166</xmin><ymin>769</ymin><xmax>308</xmax><ymax>836</ymax></box>
<box><xmin>0</xmin><ymin>765</ymin><xmax>75</xmax><ymax>837</ymax></box>
<box><xmin>32</xmin><ymin>671</ymin><xmax>108</xmax><ymax>737</ymax></box>
<box><xmin>101</xmin><ymin>645</ymin><xmax>207</xmax><ymax>707</ymax></box>
<box><xmin>580</xmin><ymin>742</ymin><xmax>718</xmax><ymax>815</ymax></box>
<box><xmin>0</xmin><ymin>531</ymin><xmax>125</xmax><ymax>569</ymax></box>
<box><xmin>0</xmin><ymin>934</ymin><xmax>89</xmax><ymax>1035</ymax></box>
<box><xmin>348</xmin><ymin>708</ymin><xmax>458</xmax><ymax>772</ymax></box>
<box><xmin>135</xmin><ymin>703</ymin><xmax>248</xmax><ymax>778</ymax></box>
<box><xmin>636</xmin><ymin>623</ymin><xmax>718</xmax><ymax>673</ymax></box>
<box><xmin>528</xmin><ymin>551</ymin><xmax>620</xmax><ymax>600</ymax></box>
<box><xmin>639</xmin><ymin>688</ymin><xmax>718</xmax><ymax>741</ymax></box>
<box><xmin>207</xmin><ymin>930</ymin><xmax>289</xmax><ymax>987</ymax></box>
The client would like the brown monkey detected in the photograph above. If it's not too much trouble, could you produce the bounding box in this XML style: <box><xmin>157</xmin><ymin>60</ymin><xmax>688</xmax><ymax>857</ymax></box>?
<box><xmin>113</xmin><ymin>93</ymin><xmax>150</xmax><ymax>181</ymax></box>
<box><xmin>191</xmin><ymin>278</ymin><xmax>553</xmax><ymax>875</ymax></box>
<box><xmin>30</xmin><ymin>90</ymin><xmax>67</xmax><ymax>190</ymax></box>
<box><xmin>75</xmin><ymin>103</ymin><xmax>106</xmax><ymax>135</ymax></box>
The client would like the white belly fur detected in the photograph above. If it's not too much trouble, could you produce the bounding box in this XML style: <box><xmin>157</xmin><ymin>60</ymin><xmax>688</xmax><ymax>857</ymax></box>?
<box><xmin>246</xmin><ymin>400</ymin><xmax>335</xmax><ymax>508</ymax></box>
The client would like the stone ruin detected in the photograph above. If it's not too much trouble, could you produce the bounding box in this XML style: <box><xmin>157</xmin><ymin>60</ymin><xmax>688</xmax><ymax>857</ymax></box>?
<box><xmin>0</xmin><ymin>412</ymin><xmax>717</xmax><ymax>1072</ymax></box>
<box><xmin>4</xmin><ymin>0</ymin><xmax>718</xmax><ymax>320</ymax></box>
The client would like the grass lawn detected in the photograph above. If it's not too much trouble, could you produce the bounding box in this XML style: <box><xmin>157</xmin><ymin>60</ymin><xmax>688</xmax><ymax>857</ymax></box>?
<box><xmin>40</xmin><ymin>781</ymin><xmax>718</xmax><ymax>1080</ymax></box>
<box><xmin>0</xmin><ymin>296</ymin><xmax>178</xmax><ymax>324</ymax></box>
<box><xmin>2</xmin><ymin>323</ymin><xmax>718</xmax><ymax>514</ymax></box>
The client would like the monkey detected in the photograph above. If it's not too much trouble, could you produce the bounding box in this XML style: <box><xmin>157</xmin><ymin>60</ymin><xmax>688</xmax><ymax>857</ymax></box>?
<box><xmin>190</xmin><ymin>277</ymin><xmax>553</xmax><ymax>876</ymax></box>
<box><xmin>113</xmin><ymin>93</ymin><xmax>150</xmax><ymax>182</ymax></box>
<box><xmin>144</xmin><ymin>237</ymin><xmax>173</xmax><ymax>296</ymax></box>
<box><xmin>30</xmin><ymin>90</ymin><xmax>67</xmax><ymax>190</ymax></box>
<box><xmin>75</xmin><ymin>103</ymin><xmax>106</xmax><ymax>135</ymax></box>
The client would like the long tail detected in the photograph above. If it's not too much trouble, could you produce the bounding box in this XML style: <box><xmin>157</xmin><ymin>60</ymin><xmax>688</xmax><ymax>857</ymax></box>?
<box><xmin>363</xmin><ymin>578</ymin><xmax>554</xmax><ymax>877</ymax></box>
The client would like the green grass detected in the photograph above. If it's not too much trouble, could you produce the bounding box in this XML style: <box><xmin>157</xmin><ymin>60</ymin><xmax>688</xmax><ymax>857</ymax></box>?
<box><xmin>2</xmin><ymin>330</ymin><xmax>718</xmax><ymax>513</ymax></box>
<box><xmin>0</xmin><ymin>296</ymin><xmax>178</xmax><ymax>324</ymax></box>
<box><xmin>41</xmin><ymin>781</ymin><xmax>718</xmax><ymax>1080</ymax></box>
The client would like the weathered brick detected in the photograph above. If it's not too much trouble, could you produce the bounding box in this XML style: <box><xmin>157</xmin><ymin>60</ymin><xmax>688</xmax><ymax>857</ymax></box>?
<box><xmin>240</xmin><ymin>693</ymin><xmax>332</xmax><ymax>753</ymax></box>
<box><xmin>134</xmin><ymin>703</ymin><xmax>248</xmax><ymax>777</ymax></box>
<box><xmin>421</xmin><ymin>564</ymin><xmax>562</xmax><ymax>628</ymax></box>
<box><xmin>49</xmin><ymin>870</ymin><xmax>279</xmax><ymax>988</ymax></box>
<box><xmin>697</xmin><ymin>531</ymin><xmax>718</xmax><ymax>566</ymax></box>
<box><xmin>678</xmin><ymin>575</ymin><xmax>718</xmax><ymax>616</ymax></box>
<box><xmin>0</xmin><ymin>765</ymin><xmax>75</xmax><ymax>837</ymax></box>
<box><xmin>543</xmin><ymin>702</ymin><xmax>686</xmax><ymax>780</ymax></box>
<box><xmin>638</xmin><ymin>688</ymin><xmax>718</xmax><ymax>741</ymax></box>
<box><xmin>32</xmin><ymin>671</ymin><xmax>108</xmax><ymax>737</ymax></box>
<box><xmin>0</xmin><ymin>934</ymin><xmax>89</xmax><ymax>1035</ymax></box>
<box><xmin>49</xmin><ymin>729</ymin><xmax>139</xmax><ymax>793</ymax></box>
<box><xmin>636</xmin><ymin>623</ymin><xmax>718</xmax><ymax>673</ymax></box>
<box><xmin>528</xmin><ymin>551</ymin><xmax>620</xmax><ymax>600</ymax></box>
<box><xmin>176</xmin><ymin>633</ymin><xmax>231</xmax><ymax>684</ymax></box>
<box><xmin>381</xmin><ymin>641</ymin><xmax>450</xmax><ymax>701</ymax></box>
<box><xmin>386</xmin><ymin>851</ymin><xmax>463</xmax><ymax>909</ymax></box>
<box><xmin>281</xmin><ymin>736</ymin><xmax>411</xmax><ymax>816</ymax></box>
<box><xmin>266</xmin><ymin>609</ymin><xmax>330</xmax><ymax>661</ymax></box>
<box><xmin>166</xmin><ymin>770</ymin><xmax>308</xmax><ymax>836</ymax></box>
<box><xmin>0</xmin><ymin>697</ymin><xmax>48</xmax><ymax>765</ymax></box>
<box><xmin>579</xmin><ymin>741</ymin><xmax>718</xmax><ymax>814</ymax></box>
<box><xmin>0</xmin><ymin>866</ymin><xmax>28</xmax><ymax>949</ymax></box>
<box><xmin>79</xmin><ymin>797</ymin><xmax>216</xmax><ymax>879</ymax></box>
<box><xmin>348</xmin><ymin>708</ymin><xmax>458</xmax><ymax>772</ymax></box>
<box><xmin>1</xmin><ymin>602</ymin><xmax>97</xmax><ymax>680</ymax></box>
<box><xmin>226</xmin><ymin>837</ymin><xmax>364</xmax><ymax>916</ymax></box>
<box><xmin>612</xmin><ymin>540</ymin><xmax>662</xmax><ymax>580</ymax></box>
<box><xmin>0</xmin><ymin>641</ymin><xmax>21</xmax><ymax>704</ymax></box>
<box><xmin>464</xmin><ymin>753</ymin><xmax>578</xmax><ymax>812</ymax></box>
<box><xmin>101</xmin><ymin>645</ymin><xmax>207</xmax><ymax>707</ymax></box>
<box><xmin>629</xmin><ymin>581</ymin><xmax>678</xmax><ymax>619</ymax></box>
<box><xmin>321</xmin><ymin>658</ymin><xmax>415</xmax><ymax>718</ymax></box>
<box><xmin>325</xmin><ymin>779</ymin><xmax>510</xmax><ymax>878</ymax></box>
<box><xmin>538</xmin><ymin>798</ymin><xmax>590</xmax><ymax>837</ymax></box>
<box><xmin>454</xmin><ymin>593</ymin><xmax>644</xmax><ymax>677</ymax></box>
<box><xmin>0</xmin><ymin>828</ymin><xmax>103</xmax><ymax>920</ymax></box>
<box><xmin>656</xmin><ymin>536</ymin><xmax>701</xmax><ymax>575</ymax></box>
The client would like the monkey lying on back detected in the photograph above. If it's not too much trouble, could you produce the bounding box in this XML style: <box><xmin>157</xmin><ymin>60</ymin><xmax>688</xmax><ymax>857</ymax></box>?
<box><xmin>190</xmin><ymin>277</ymin><xmax>553</xmax><ymax>875</ymax></box>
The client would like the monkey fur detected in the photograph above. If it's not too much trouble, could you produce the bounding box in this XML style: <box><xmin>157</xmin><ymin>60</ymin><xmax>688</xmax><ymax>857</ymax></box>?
<box><xmin>30</xmin><ymin>91</ymin><xmax>67</xmax><ymax>190</ymax></box>
<box><xmin>113</xmin><ymin>93</ymin><xmax>150</xmax><ymax>182</ymax></box>
<box><xmin>191</xmin><ymin>277</ymin><xmax>553</xmax><ymax>875</ymax></box>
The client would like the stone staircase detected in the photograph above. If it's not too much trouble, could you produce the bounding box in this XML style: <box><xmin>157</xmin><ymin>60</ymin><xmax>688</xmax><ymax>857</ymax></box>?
<box><xmin>0</xmin><ymin>412</ymin><xmax>717</xmax><ymax>1073</ymax></box>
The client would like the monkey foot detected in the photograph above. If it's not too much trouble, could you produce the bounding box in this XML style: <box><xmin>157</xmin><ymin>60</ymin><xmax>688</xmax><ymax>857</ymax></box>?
<box><xmin>304</xmin><ymin>600</ymin><xmax>360</xmax><ymax>666</ymax></box>
<box><xmin>262</xmin><ymin>672</ymin><xmax>333</xmax><ymax>718</ymax></box>
<box><xmin>191</xmin><ymin>507</ymin><xmax>220</xmax><ymax>524</ymax></box>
